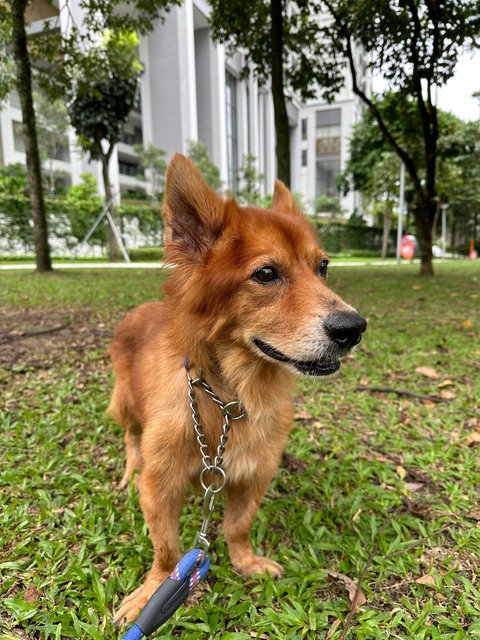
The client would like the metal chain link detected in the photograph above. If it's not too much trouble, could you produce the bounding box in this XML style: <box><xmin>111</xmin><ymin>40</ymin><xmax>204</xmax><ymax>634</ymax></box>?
<box><xmin>185</xmin><ymin>363</ymin><xmax>244</xmax><ymax>549</ymax></box>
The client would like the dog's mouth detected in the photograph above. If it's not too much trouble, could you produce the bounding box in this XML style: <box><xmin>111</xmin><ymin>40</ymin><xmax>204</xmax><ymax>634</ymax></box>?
<box><xmin>253</xmin><ymin>338</ymin><xmax>340</xmax><ymax>376</ymax></box>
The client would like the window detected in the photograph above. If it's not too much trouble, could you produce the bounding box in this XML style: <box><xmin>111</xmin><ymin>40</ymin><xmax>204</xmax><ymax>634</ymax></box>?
<box><xmin>12</xmin><ymin>121</ymin><xmax>25</xmax><ymax>153</ymax></box>
<box><xmin>301</xmin><ymin>118</ymin><xmax>307</xmax><ymax>141</ymax></box>
<box><xmin>316</xmin><ymin>158</ymin><xmax>341</xmax><ymax>197</ymax></box>
<box><xmin>225</xmin><ymin>71</ymin><xmax>238</xmax><ymax>191</ymax></box>
<box><xmin>119</xmin><ymin>160</ymin><xmax>141</xmax><ymax>177</ymax></box>
<box><xmin>315</xmin><ymin>109</ymin><xmax>341</xmax><ymax>197</ymax></box>
<box><xmin>301</xmin><ymin>149</ymin><xmax>307</xmax><ymax>167</ymax></box>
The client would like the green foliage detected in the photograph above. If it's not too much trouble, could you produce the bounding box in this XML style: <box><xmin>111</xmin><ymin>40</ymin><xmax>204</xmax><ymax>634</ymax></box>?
<box><xmin>187</xmin><ymin>140</ymin><xmax>222</xmax><ymax>191</ymax></box>
<box><xmin>0</xmin><ymin>5</ymin><xmax>14</xmax><ymax>104</ymax></box>
<box><xmin>314</xmin><ymin>221</ymin><xmax>396</xmax><ymax>254</ymax></box>
<box><xmin>208</xmin><ymin>1</ymin><xmax>341</xmax><ymax>102</ymax></box>
<box><xmin>313</xmin><ymin>194</ymin><xmax>343</xmax><ymax>216</ymax></box>
<box><xmin>235</xmin><ymin>154</ymin><xmax>264</xmax><ymax>206</ymax></box>
<box><xmin>65</xmin><ymin>174</ymin><xmax>105</xmax><ymax>245</ymax></box>
<box><xmin>34</xmin><ymin>91</ymin><xmax>70</xmax><ymax>195</ymax></box>
<box><xmin>133</xmin><ymin>143</ymin><xmax>167</xmax><ymax>199</ymax></box>
<box><xmin>66</xmin><ymin>30</ymin><xmax>143</xmax><ymax>163</ymax></box>
<box><xmin>0</xmin><ymin>174</ymin><xmax>163</xmax><ymax>252</ymax></box>
<box><xmin>128</xmin><ymin>246</ymin><xmax>165</xmax><ymax>261</ymax></box>
<box><xmin>118</xmin><ymin>203</ymin><xmax>163</xmax><ymax>245</ymax></box>
<box><xmin>0</xmin><ymin>195</ymin><xmax>32</xmax><ymax>251</ymax></box>
<box><xmin>0</xmin><ymin>163</ymin><xmax>28</xmax><ymax>195</ymax></box>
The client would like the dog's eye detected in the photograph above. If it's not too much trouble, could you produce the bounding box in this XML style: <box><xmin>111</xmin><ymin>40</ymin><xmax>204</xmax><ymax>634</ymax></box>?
<box><xmin>252</xmin><ymin>266</ymin><xmax>279</xmax><ymax>284</ymax></box>
<box><xmin>318</xmin><ymin>259</ymin><xmax>329</xmax><ymax>279</ymax></box>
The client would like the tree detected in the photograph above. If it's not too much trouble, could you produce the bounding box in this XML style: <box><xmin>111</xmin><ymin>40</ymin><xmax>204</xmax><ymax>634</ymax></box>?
<box><xmin>187</xmin><ymin>140</ymin><xmax>222</xmax><ymax>191</ymax></box>
<box><xmin>34</xmin><ymin>92</ymin><xmax>69</xmax><ymax>196</ymax></box>
<box><xmin>312</xmin><ymin>0</ymin><xmax>480</xmax><ymax>275</ymax></box>
<box><xmin>133</xmin><ymin>143</ymin><xmax>167</xmax><ymax>202</ymax></box>
<box><xmin>343</xmin><ymin>98</ymin><xmax>480</xmax><ymax>257</ymax></box>
<box><xmin>9</xmin><ymin>0</ymin><xmax>52</xmax><ymax>272</ymax></box>
<box><xmin>208</xmin><ymin>1</ymin><xmax>333</xmax><ymax>189</ymax></box>
<box><xmin>66</xmin><ymin>30</ymin><xmax>143</xmax><ymax>259</ymax></box>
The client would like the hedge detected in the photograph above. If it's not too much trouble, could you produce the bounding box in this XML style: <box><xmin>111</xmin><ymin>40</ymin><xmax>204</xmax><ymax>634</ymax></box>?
<box><xmin>313</xmin><ymin>221</ymin><xmax>397</xmax><ymax>255</ymax></box>
<box><xmin>0</xmin><ymin>195</ymin><xmax>163</xmax><ymax>253</ymax></box>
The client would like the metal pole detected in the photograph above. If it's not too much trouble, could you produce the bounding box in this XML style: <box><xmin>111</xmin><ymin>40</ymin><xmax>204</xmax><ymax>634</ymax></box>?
<box><xmin>74</xmin><ymin>200</ymin><xmax>112</xmax><ymax>257</ymax></box>
<box><xmin>105</xmin><ymin>209</ymin><xmax>131</xmax><ymax>263</ymax></box>
<box><xmin>441</xmin><ymin>204</ymin><xmax>448</xmax><ymax>259</ymax></box>
<box><xmin>396</xmin><ymin>162</ymin><xmax>405</xmax><ymax>264</ymax></box>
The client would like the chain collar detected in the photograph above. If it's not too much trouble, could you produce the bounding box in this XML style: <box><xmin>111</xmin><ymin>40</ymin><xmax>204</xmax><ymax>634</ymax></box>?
<box><xmin>185</xmin><ymin>359</ymin><xmax>244</xmax><ymax>549</ymax></box>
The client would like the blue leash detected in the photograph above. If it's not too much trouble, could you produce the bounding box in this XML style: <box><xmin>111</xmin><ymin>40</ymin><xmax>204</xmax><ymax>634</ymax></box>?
<box><xmin>121</xmin><ymin>548</ymin><xmax>210</xmax><ymax>639</ymax></box>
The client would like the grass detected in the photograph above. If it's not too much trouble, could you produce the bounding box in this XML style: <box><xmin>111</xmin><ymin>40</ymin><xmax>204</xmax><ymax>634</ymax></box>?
<box><xmin>1</xmin><ymin>261</ymin><xmax>479</xmax><ymax>640</ymax></box>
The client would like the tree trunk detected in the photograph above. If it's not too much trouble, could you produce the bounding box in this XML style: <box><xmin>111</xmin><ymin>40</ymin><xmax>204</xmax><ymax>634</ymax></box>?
<box><xmin>270</xmin><ymin>0</ymin><xmax>291</xmax><ymax>188</ymax></box>
<box><xmin>413</xmin><ymin>195</ymin><xmax>435</xmax><ymax>276</ymax></box>
<box><xmin>101</xmin><ymin>153</ymin><xmax>121</xmax><ymax>261</ymax></box>
<box><xmin>381</xmin><ymin>202</ymin><xmax>393</xmax><ymax>259</ymax></box>
<box><xmin>11</xmin><ymin>0</ymin><xmax>52</xmax><ymax>273</ymax></box>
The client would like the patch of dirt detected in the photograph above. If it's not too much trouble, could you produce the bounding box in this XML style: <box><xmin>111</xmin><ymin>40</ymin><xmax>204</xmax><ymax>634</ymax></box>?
<box><xmin>0</xmin><ymin>306</ymin><xmax>115</xmax><ymax>382</ymax></box>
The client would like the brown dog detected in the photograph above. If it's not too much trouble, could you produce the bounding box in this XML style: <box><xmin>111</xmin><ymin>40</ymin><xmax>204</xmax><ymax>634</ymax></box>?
<box><xmin>109</xmin><ymin>154</ymin><xmax>366</xmax><ymax>623</ymax></box>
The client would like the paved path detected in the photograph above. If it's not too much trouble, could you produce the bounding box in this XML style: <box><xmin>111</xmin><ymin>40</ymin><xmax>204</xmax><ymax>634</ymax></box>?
<box><xmin>0</xmin><ymin>260</ymin><xmax>423</xmax><ymax>271</ymax></box>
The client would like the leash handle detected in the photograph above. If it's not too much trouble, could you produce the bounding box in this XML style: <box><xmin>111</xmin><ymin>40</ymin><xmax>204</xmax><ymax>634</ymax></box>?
<box><xmin>120</xmin><ymin>549</ymin><xmax>210</xmax><ymax>639</ymax></box>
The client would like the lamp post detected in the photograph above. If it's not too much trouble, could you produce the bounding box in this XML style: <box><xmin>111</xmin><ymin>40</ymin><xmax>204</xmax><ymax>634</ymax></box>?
<box><xmin>440</xmin><ymin>203</ymin><xmax>448</xmax><ymax>258</ymax></box>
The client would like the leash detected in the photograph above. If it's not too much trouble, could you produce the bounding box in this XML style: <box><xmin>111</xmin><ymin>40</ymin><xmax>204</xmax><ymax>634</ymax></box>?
<box><xmin>120</xmin><ymin>360</ymin><xmax>244</xmax><ymax>639</ymax></box>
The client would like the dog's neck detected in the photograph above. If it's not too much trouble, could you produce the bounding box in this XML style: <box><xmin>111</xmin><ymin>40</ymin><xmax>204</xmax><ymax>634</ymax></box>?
<box><xmin>187</xmin><ymin>341</ymin><xmax>296</xmax><ymax>421</ymax></box>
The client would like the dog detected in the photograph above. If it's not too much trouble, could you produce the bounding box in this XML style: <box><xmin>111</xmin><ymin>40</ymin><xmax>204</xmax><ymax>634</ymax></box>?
<box><xmin>108</xmin><ymin>153</ymin><xmax>366</xmax><ymax>623</ymax></box>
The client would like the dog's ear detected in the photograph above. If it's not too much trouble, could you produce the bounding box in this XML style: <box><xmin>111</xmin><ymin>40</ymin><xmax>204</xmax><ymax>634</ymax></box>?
<box><xmin>163</xmin><ymin>154</ymin><xmax>226</xmax><ymax>261</ymax></box>
<box><xmin>271</xmin><ymin>180</ymin><xmax>301</xmax><ymax>216</ymax></box>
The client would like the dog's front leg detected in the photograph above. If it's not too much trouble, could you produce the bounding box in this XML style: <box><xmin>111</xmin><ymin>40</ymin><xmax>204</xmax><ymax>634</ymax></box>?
<box><xmin>114</xmin><ymin>465</ymin><xmax>187</xmax><ymax>625</ymax></box>
<box><xmin>224</xmin><ymin>475</ymin><xmax>284</xmax><ymax>578</ymax></box>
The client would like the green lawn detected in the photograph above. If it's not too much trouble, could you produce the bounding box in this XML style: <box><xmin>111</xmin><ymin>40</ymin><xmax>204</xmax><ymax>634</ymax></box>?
<box><xmin>1</xmin><ymin>261</ymin><xmax>479</xmax><ymax>640</ymax></box>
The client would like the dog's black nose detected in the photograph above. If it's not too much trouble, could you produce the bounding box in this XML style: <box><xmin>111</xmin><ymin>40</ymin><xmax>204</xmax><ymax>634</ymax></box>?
<box><xmin>324</xmin><ymin>312</ymin><xmax>367</xmax><ymax>349</ymax></box>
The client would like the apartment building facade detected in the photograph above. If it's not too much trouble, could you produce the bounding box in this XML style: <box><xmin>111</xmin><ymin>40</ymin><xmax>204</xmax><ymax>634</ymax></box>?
<box><xmin>0</xmin><ymin>0</ymin><xmax>369</xmax><ymax>215</ymax></box>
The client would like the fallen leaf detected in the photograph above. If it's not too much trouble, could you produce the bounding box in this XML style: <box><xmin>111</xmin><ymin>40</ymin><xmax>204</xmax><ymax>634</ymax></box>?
<box><xmin>352</xmin><ymin>508</ymin><xmax>362</xmax><ymax>521</ymax></box>
<box><xmin>282</xmin><ymin>452</ymin><xmax>307</xmax><ymax>473</ymax></box>
<box><xmin>360</xmin><ymin>375</ymin><xmax>369</xmax><ymax>386</ymax></box>
<box><xmin>467</xmin><ymin>508</ymin><xmax>480</xmax><ymax>522</ymax></box>
<box><xmin>437</xmin><ymin>379</ymin><xmax>455</xmax><ymax>388</ymax></box>
<box><xmin>415</xmin><ymin>366</ymin><xmax>440</xmax><ymax>379</ymax></box>
<box><xmin>24</xmin><ymin>584</ymin><xmax>42</xmax><ymax>603</ymax></box>
<box><xmin>294</xmin><ymin>410</ymin><xmax>313</xmax><ymax>420</ymax></box>
<box><xmin>405</xmin><ymin>482</ymin><xmax>424</xmax><ymax>492</ymax></box>
<box><xmin>439</xmin><ymin>389</ymin><xmax>456</xmax><ymax>400</ymax></box>
<box><xmin>327</xmin><ymin>619</ymin><xmax>341</xmax><ymax>638</ymax></box>
<box><xmin>466</xmin><ymin>432</ymin><xmax>480</xmax><ymax>447</ymax></box>
<box><xmin>423</xmin><ymin>400</ymin><xmax>437</xmax><ymax>409</ymax></box>
<box><xmin>415</xmin><ymin>574</ymin><xmax>436</xmax><ymax>586</ymax></box>
<box><xmin>412</xmin><ymin>285</ymin><xmax>422</xmax><ymax>290</ymax></box>
<box><xmin>327</xmin><ymin>570</ymin><xmax>366</xmax><ymax>608</ymax></box>
<box><xmin>396</xmin><ymin>465</ymin><xmax>407</xmax><ymax>480</ymax></box>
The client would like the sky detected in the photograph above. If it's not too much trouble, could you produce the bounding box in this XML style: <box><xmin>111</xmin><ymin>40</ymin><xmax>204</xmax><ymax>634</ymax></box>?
<box><xmin>437</xmin><ymin>51</ymin><xmax>480</xmax><ymax>121</ymax></box>
<box><xmin>373</xmin><ymin>50</ymin><xmax>480</xmax><ymax>122</ymax></box>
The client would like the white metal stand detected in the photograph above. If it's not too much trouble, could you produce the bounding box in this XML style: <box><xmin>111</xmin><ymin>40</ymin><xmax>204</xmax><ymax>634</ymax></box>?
<box><xmin>75</xmin><ymin>199</ymin><xmax>130</xmax><ymax>262</ymax></box>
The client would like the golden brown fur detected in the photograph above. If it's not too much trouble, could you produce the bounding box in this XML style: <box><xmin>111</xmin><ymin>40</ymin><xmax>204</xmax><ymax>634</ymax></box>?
<box><xmin>109</xmin><ymin>154</ymin><xmax>364</xmax><ymax>623</ymax></box>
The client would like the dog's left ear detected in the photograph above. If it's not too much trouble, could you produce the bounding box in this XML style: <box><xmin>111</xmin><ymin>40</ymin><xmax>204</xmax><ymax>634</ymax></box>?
<box><xmin>271</xmin><ymin>180</ymin><xmax>301</xmax><ymax>216</ymax></box>
<box><xmin>163</xmin><ymin>153</ymin><xmax>226</xmax><ymax>261</ymax></box>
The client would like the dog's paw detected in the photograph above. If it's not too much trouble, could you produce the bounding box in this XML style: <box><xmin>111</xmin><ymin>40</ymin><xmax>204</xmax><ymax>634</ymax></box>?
<box><xmin>113</xmin><ymin>575</ymin><xmax>168</xmax><ymax>626</ymax></box>
<box><xmin>235</xmin><ymin>555</ymin><xmax>284</xmax><ymax>578</ymax></box>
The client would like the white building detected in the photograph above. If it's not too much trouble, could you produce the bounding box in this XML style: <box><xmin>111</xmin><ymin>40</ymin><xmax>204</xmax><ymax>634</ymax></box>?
<box><xmin>0</xmin><ymin>0</ymin><xmax>369</xmax><ymax>215</ymax></box>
